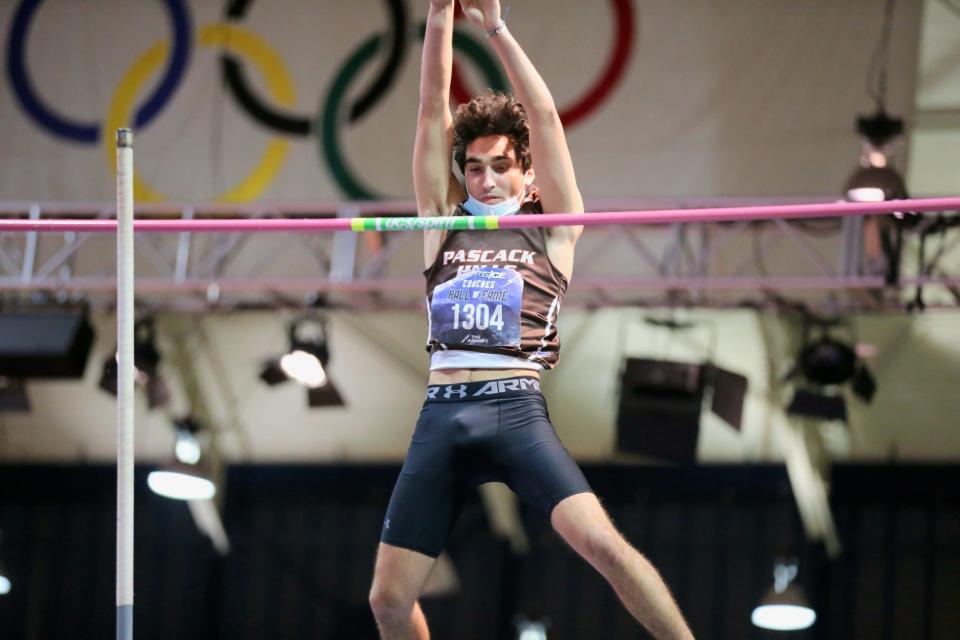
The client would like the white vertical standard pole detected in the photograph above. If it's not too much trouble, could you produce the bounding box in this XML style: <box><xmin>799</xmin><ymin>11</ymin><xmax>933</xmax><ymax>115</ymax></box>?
<box><xmin>115</xmin><ymin>128</ymin><xmax>135</xmax><ymax>640</ymax></box>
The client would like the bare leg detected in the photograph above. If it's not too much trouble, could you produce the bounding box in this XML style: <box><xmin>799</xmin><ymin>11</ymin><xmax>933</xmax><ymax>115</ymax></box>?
<box><xmin>551</xmin><ymin>493</ymin><xmax>696</xmax><ymax>640</ymax></box>
<box><xmin>369</xmin><ymin>543</ymin><xmax>436</xmax><ymax>640</ymax></box>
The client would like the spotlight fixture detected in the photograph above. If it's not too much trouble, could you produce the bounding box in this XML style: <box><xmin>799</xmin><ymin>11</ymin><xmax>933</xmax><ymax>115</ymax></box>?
<box><xmin>786</xmin><ymin>322</ymin><xmax>876</xmax><ymax>423</ymax></box>
<box><xmin>259</xmin><ymin>317</ymin><xmax>345</xmax><ymax>407</ymax></box>
<box><xmin>173</xmin><ymin>416</ymin><xmax>203</xmax><ymax>465</ymax></box>
<box><xmin>751</xmin><ymin>559</ymin><xmax>816</xmax><ymax>631</ymax></box>
<box><xmin>845</xmin><ymin>111</ymin><xmax>907</xmax><ymax>203</ymax></box>
<box><xmin>99</xmin><ymin>318</ymin><xmax>169</xmax><ymax>408</ymax></box>
<box><xmin>147</xmin><ymin>462</ymin><xmax>216</xmax><ymax>501</ymax></box>
<box><xmin>148</xmin><ymin>415</ymin><xmax>217</xmax><ymax>500</ymax></box>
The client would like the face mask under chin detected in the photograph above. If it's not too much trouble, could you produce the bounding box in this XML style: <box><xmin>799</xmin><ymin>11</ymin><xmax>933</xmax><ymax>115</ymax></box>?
<box><xmin>462</xmin><ymin>190</ymin><xmax>525</xmax><ymax>217</ymax></box>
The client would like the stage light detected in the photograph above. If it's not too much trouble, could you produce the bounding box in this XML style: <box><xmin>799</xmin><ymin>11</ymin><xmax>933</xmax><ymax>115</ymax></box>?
<box><xmin>280</xmin><ymin>350</ymin><xmax>327</xmax><ymax>388</ymax></box>
<box><xmin>99</xmin><ymin>318</ymin><xmax>168</xmax><ymax>408</ymax></box>
<box><xmin>259</xmin><ymin>317</ymin><xmax>345</xmax><ymax>407</ymax></box>
<box><xmin>148</xmin><ymin>463</ymin><xmax>216</xmax><ymax>501</ymax></box>
<box><xmin>752</xmin><ymin>559</ymin><xmax>816</xmax><ymax>631</ymax></box>
<box><xmin>149</xmin><ymin>415</ymin><xmax>217</xmax><ymax>500</ymax></box>
<box><xmin>844</xmin><ymin>111</ymin><xmax>907</xmax><ymax>204</ymax></box>
<box><xmin>786</xmin><ymin>324</ymin><xmax>877</xmax><ymax>422</ymax></box>
<box><xmin>173</xmin><ymin>417</ymin><xmax>203</xmax><ymax>465</ymax></box>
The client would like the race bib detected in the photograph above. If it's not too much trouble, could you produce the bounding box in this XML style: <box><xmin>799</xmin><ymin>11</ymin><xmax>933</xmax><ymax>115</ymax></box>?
<box><xmin>430</xmin><ymin>267</ymin><xmax>523</xmax><ymax>348</ymax></box>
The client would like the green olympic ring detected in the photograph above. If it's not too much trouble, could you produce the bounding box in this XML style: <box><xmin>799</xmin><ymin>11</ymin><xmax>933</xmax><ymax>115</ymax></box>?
<box><xmin>320</xmin><ymin>25</ymin><xmax>508</xmax><ymax>200</ymax></box>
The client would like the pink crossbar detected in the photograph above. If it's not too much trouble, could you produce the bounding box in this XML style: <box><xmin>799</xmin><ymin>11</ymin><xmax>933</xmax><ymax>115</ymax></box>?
<box><xmin>0</xmin><ymin>197</ymin><xmax>957</xmax><ymax>233</ymax></box>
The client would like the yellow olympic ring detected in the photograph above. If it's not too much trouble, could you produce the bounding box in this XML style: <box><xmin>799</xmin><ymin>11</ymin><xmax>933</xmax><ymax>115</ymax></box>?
<box><xmin>104</xmin><ymin>24</ymin><xmax>295</xmax><ymax>203</ymax></box>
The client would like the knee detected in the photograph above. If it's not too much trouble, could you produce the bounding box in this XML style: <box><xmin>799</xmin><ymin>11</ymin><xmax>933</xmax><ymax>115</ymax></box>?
<box><xmin>580</xmin><ymin>527</ymin><xmax>630</xmax><ymax>573</ymax></box>
<box><xmin>368</xmin><ymin>582</ymin><xmax>414</xmax><ymax>623</ymax></box>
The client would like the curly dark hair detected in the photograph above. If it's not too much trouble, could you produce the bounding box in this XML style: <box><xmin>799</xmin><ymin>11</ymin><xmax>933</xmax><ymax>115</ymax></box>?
<box><xmin>452</xmin><ymin>90</ymin><xmax>531</xmax><ymax>173</ymax></box>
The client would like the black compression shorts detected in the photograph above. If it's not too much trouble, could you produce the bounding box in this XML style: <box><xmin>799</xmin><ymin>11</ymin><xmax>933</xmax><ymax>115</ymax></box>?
<box><xmin>380</xmin><ymin>377</ymin><xmax>593</xmax><ymax>558</ymax></box>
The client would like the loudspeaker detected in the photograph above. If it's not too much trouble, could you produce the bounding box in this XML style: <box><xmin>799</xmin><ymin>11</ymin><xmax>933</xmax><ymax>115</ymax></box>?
<box><xmin>616</xmin><ymin>359</ymin><xmax>704</xmax><ymax>464</ymax></box>
<box><xmin>0</xmin><ymin>310</ymin><xmax>95</xmax><ymax>378</ymax></box>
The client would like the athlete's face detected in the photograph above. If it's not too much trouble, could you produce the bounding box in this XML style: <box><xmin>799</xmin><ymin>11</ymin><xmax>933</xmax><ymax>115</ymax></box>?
<box><xmin>463</xmin><ymin>135</ymin><xmax>534</xmax><ymax>204</ymax></box>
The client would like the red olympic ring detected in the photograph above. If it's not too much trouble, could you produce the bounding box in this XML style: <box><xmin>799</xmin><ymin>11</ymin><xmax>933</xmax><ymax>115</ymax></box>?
<box><xmin>451</xmin><ymin>0</ymin><xmax>635</xmax><ymax>127</ymax></box>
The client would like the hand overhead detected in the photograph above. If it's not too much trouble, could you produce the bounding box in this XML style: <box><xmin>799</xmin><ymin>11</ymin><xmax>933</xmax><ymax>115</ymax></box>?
<box><xmin>459</xmin><ymin>0</ymin><xmax>502</xmax><ymax>31</ymax></box>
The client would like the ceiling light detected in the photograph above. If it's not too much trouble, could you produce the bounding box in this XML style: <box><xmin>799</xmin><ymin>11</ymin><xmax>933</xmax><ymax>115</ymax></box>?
<box><xmin>173</xmin><ymin>417</ymin><xmax>203</xmax><ymax>465</ymax></box>
<box><xmin>844</xmin><ymin>112</ymin><xmax>907</xmax><ymax>203</ymax></box>
<box><xmin>280</xmin><ymin>350</ymin><xmax>327</xmax><ymax>388</ymax></box>
<box><xmin>752</xmin><ymin>559</ymin><xmax>816</xmax><ymax>631</ymax></box>
<box><xmin>99</xmin><ymin>318</ymin><xmax>168</xmax><ymax>408</ymax></box>
<box><xmin>260</xmin><ymin>317</ymin><xmax>343</xmax><ymax>406</ymax></box>
<box><xmin>148</xmin><ymin>463</ymin><xmax>216</xmax><ymax>501</ymax></box>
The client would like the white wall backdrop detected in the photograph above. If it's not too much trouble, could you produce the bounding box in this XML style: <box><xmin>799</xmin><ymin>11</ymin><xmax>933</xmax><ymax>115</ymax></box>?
<box><xmin>1</xmin><ymin>0</ymin><xmax>923</xmax><ymax>202</ymax></box>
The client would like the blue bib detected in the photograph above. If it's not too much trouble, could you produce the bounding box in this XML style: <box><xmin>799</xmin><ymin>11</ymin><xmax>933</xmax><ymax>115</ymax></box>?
<box><xmin>429</xmin><ymin>267</ymin><xmax>524</xmax><ymax>348</ymax></box>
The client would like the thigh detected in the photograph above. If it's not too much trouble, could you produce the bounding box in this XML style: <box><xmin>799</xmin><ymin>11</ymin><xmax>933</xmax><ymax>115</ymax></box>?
<box><xmin>550</xmin><ymin>491</ymin><xmax>621</xmax><ymax>558</ymax></box>
<box><xmin>551</xmin><ymin>491</ymin><xmax>615</xmax><ymax>538</ymax></box>
<box><xmin>380</xmin><ymin>403</ymin><xmax>464</xmax><ymax>558</ymax></box>
<box><xmin>497</xmin><ymin>394</ymin><xmax>593</xmax><ymax>518</ymax></box>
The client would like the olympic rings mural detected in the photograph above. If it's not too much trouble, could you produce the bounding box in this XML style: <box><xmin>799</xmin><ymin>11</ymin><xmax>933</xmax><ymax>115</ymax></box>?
<box><xmin>6</xmin><ymin>0</ymin><xmax>635</xmax><ymax>201</ymax></box>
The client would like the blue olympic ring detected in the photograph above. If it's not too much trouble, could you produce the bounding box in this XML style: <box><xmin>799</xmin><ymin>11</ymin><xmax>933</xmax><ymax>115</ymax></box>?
<box><xmin>5</xmin><ymin>0</ymin><xmax>192</xmax><ymax>143</ymax></box>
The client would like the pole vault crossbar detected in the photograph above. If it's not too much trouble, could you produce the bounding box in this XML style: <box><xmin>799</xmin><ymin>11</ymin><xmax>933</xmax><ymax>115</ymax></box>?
<box><xmin>0</xmin><ymin>198</ymin><xmax>958</xmax><ymax>234</ymax></box>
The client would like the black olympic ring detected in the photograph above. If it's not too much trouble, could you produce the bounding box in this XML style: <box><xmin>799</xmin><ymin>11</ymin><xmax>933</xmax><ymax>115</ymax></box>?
<box><xmin>221</xmin><ymin>0</ymin><xmax>409</xmax><ymax>135</ymax></box>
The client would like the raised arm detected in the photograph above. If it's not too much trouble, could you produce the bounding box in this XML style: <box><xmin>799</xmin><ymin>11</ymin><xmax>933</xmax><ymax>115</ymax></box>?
<box><xmin>416</xmin><ymin>1</ymin><xmax>466</xmax><ymax>266</ymax></box>
<box><xmin>460</xmin><ymin>0</ymin><xmax>584</xmax><ymax>241</ymax></box>
<box><xmin>414</xmin><ymin>1</ymin><xmax>465</xmax><ymax>216</ymax></box>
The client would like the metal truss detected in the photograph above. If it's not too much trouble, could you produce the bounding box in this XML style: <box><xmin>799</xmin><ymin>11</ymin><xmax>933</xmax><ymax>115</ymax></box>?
<box><xmin>0</xmin><ymin>199</ymin><xmax>958</xmax><ymax>312</ymax></box>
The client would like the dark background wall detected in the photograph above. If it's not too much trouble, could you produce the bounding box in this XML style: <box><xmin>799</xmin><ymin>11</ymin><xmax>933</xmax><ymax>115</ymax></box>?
<box><xmin>0</xmin><ymin>464</ymin><xmax>957</xmax><ymax>639</ymax></box>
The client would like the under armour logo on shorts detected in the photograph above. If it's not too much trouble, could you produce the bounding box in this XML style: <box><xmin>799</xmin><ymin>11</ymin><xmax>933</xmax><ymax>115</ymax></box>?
<box><xmin>443</xmin><ymin>384</ymin><xmax>468</xmax><ymax>399</ymax></box>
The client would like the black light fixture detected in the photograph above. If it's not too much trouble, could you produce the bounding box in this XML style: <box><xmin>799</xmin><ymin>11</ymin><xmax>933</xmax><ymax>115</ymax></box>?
<box><xmin>786</xmin><ymin>321</ymin><xmax>876</xmax><ymax>422</ymax></box>
<box><xmin>259</xmin><ymin>316</ymin><xmax>345</xmax><ymax>408</ymax></box>
<box><xmin>844</xmin><ymin>0</ymin><xmax>918</xmax><ymax>235</ymax></box>
<box><xmin>0</xmin><ymin>306</ymin><xmax>95</xmax><ymax>378</ymax></box>
<box><xmin>844</xmin><ymin>111</ymin><xmax>907</xmax><ymax>204</ymax></box>
<box><xmin>99</xmin><ymin>318</ymin><xmax>169</xmax><ymax>409</ymax></box>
